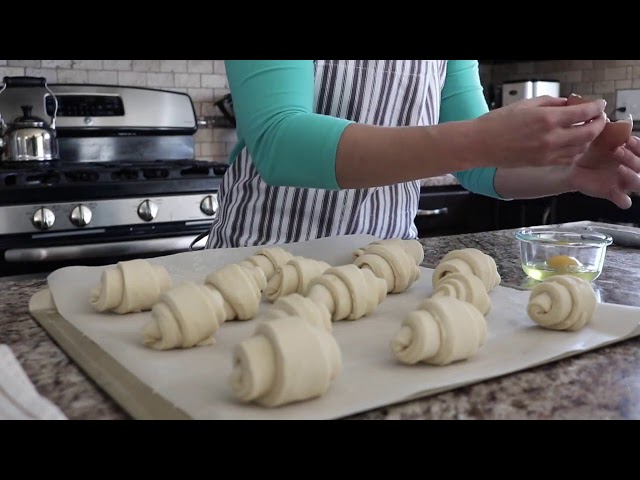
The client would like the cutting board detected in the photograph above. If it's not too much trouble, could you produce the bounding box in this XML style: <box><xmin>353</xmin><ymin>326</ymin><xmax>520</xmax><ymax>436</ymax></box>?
<box><xmin>29</xmin><ymin>235</ymin><xmax>640</xmax><ymax>420</ymax></box>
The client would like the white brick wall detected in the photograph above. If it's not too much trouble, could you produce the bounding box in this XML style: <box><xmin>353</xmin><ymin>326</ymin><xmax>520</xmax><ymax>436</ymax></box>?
<box><xmin>0</xmin><ymin>59</ymin><xmax>233</xmax><ymax>162</ymax></box>
<box><xmin>488</xmin><ymin>59</ymin><xmax>640</xmax><ymax>118</ymax></box>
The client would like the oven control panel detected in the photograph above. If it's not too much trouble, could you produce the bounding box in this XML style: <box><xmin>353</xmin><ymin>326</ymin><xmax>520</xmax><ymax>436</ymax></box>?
<box><xmin>46</xmin><ymin>94</ymin><xmax>125</xmax><ymax>117</ymax></box>
<box><xmin>0</xmin><ymin>194</ymin><xmax>219</xmax><ymax>235</ymax></box>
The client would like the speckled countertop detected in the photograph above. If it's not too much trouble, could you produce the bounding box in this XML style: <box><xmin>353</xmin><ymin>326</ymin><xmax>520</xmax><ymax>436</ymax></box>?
<box><xmin>2</xmin><ymin>222</ymin><xmax>640</xmax><ymax>420</ymax></box>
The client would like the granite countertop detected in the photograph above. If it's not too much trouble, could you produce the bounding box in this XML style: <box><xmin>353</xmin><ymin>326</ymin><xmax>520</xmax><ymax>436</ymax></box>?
<box><xmin>2</xmin><ymin>223</ymin><xmax>640</xmax><ymax>420</ymax></box>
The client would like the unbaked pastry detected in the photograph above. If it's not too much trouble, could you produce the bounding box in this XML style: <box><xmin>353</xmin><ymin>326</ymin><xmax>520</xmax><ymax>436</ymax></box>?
<box><xmin>266</xmin><ymin>293</ymin><xmax>332</xmax><ymax>332</ymax></box>
<box><xmin>141</xmin><ymin>263</ymin><xmax>267</xmax><ymax>350</ymax></box>
<box><xmin>353</xmin><ymin>238</ymin><xmax>424</xmax><ymax>265</ymax></box>
<box><xmin>432</xmin><ymin>248</ymin><xmax>501</xmax><ymax>292</ymax></box>
<box><xmin>229</xmin><ymin>315</ymin><xmax>342</xmax><ymax>407</ymax></box>
<box><xmin>431</xmin><ymin>272</ymin><xmax>491</xmax><ymax>316</ymax></box>
<box><xmin>89</xmin><ymin>259</ymin><xmax>172</xmax><ymax>314</ymax></box>
<box><xmin>307</xmin><ymin>264</ymin><xmax>387</xmax><ymax>321</ymax></box>
<box><xmin>527</xmin><ymin>275</ymin><xmax>597</xmax><ymax>331</ymax></box>
<box><xmin>239</xmin><ymin>247</ymin><xmax>294</xmax><ymax>281</ymax></box>
<box><xmin>354</xmin><ymin>243</ymin><xmax>421</xmax><ymax>293</ymax></box>
<box><xmin>263</xmin><ymin>256</ymin><xmax>331</xmax><ymax>302</ymax></box>
<box><xmin>390</xmin><ymin>296</ymin><xmax>487</xmax><ymax>366</ymax></box>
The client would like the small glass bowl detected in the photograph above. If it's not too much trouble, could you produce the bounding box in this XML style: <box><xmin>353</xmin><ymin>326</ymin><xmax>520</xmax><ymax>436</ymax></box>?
<box><xmin>515</xmin><ymin>228</ymin><xmax>613</xmax><ymax>282</ymax></box>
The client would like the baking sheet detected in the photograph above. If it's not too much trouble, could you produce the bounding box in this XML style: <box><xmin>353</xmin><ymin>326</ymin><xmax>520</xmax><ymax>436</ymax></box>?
<box><xmin>39</xmin><ymin>234</ymin><xmax>640</xmax><ymax>420</ymax></box>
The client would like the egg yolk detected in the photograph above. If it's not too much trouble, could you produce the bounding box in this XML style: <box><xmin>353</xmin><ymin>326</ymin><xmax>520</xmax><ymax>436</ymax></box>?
<box><xmin>546</xmin><ymin>255</ymin><xmax>580</xmax><ymax>270</ymax></box>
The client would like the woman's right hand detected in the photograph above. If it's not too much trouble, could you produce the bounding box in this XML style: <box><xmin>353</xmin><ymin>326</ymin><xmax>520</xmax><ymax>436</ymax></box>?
<box><xmin>469</xmin><ymin>95</ymin><xmax>607</xmax><ymax>169</ymax></box>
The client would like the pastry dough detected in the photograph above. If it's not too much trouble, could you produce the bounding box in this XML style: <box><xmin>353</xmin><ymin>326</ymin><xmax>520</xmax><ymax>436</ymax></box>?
<box><xmin>527</xmin><ymin>275</ymin><xmax>597</xmax><ymax>331</ymax></box>
<box><xmin>229</xmin><ymin>315</ymin><xmax>342</xmax><ymax>407</ymax></box>
<box><xmin>307</xmin><ymin>264</ymin><xmax>387</xmax><ymax>321</ymax></box>
<box><xmin>89</xmin><ymin>259</ymin><xmax>172</xmax><ymax>314</ymax></box>
<box><xmin>239</xmin><ymin>247</ymin><xmax>294</xmax><ymax>281</ymax></box>
<box><xmin>432</xmin><ymin>248</ymin><xmax>501</xmax><ymax>292</ymax></box>
<box><xmin>263</xmin><ymin>256</ymin><xmax>331</xmax><ymax>302</ymax></box>
<box><xmin>354</xmin><ymin>244</ymin><xmax>421</xmax><ymax>293</ymax></box>
<box><xmin>353</xmin><ymin>238</ymin><xmax>424</xmax><ymax>265</ymax></box>
<box><xmin>141</xmin><ymin>263</ymin><xmax>267</xmax><ymax>350</ymax></box>
<box><xmin>431</xmin><ymin>272</ymin><xmax>491</xmax><ymax>316</ymax></box>
<box><xmin>266</xmin><ymin>293</ymin><xmax>332</xmax><ymax>332</ymax></box>
<box><xmin>390</xmin><ymin>296</ymin><xmax>487</xmax><ymax>366</ymax></box>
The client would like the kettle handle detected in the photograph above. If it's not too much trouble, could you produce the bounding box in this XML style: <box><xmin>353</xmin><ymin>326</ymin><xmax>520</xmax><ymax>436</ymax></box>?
<box><xmin>2</xmin><ymin>76</ymin><xmax>47</xmax><ymax>88</ymax></box>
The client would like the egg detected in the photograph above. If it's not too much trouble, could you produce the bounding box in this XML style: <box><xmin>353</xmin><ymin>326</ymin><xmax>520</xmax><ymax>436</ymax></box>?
<box><xmin>546</xmin><ymin>254</ymin><xmax>581</xmax><ymax>271</ymax></box>
<box><xmin>566</xmin><ymin>94</ymin><xmax>633</xmax><ymax>150</ymax></box>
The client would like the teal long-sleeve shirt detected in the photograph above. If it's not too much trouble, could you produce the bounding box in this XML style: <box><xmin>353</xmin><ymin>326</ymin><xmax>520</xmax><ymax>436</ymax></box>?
<box><xmin>225</xmin><ymin>59</ymin><xmax>500</xmax><ymax>198</ymax></box>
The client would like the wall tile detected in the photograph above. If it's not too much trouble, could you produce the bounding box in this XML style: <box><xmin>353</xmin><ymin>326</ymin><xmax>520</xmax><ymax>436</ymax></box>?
<box><xmin>8</xmin><ymin>60</ymin><xmax>40</xmax><ymax>67</ymax></box>
<box><xmin>72</xmin><ymin>60</ymin><xmax>103</xmax><ymax>70</ymax></box>
<box><xmin>188</xmin><ymin>60</ymin><xmax>213</xmax><ymax>73</ymax></box>
<box><xmin>133</xmin><ymin>60</ymin><xmax>160</xmax><ymax>72</ymax></box>
<box><xmin>57</xmin><ymin>69</ymin><xmax>89</xmax><ymax>83</ymax></box>
<box><xmin>160</xmin><ymin>60</ymin><xmax>187</xmax><ymax>73</ymax></box>
<box><xmin>103</xmin><ymin>60</ymin><xmax>132</xmax><ymax>71</ymax></box>
<box><xmin>25</xmin><ymin>68</ymin><xmax>58</xmax><ymax>84</ymax></box>
<box><xmin>89</xmin><ymin>70</ymin><xmax>118</xmax><ymax>84</ymax></box>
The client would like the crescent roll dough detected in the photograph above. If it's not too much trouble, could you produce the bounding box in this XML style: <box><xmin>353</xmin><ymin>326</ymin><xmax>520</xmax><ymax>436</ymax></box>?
<box><xmin>266</xmin><ymin>293</ymin><xmax>332</xmax><ymax>332</ymax></box>
<box><xmin>229</xmin><ymin>316</ymin><xmax>342</xmax><ymax>407</ymax></box>
<box><xmin>391</xmin><ymin>296</ymin><xmax>487</xmax><ymax>366</ymax></box>
<box><xmin>432</xmin><ymin>248</ymin><xmax>501</xmax><ymax>292</ymax></box>
<box><xmin>431</xmin><ymin>272</ymin><xmax>491</xmax><ymax>316</ymax></box>
<box><xmin>307</xmin><ymin>264</ymin><xmax>387</xmax><ymax>322</ymax></box>
<box><xmin>239</xmin><ymin>247</ymin><xmax>294</xmax><ymax>281</ymax></box>
<box><xmin>141</xmin><ymin>263</ymin><xmax>267</xmax><ymax>350</ymax></box>
<box><xmin>527</xmin><ymin>275</ymin><xmax>597</xmax><ymax>331</ymax></box>
<box><xmin>354</xmin><ymin>244</ymin><xmax>421</xmax><ymax>294</ymax></box>
<box><xmin>89</xmin><ymin>259</ymin><xmax>172</xmax><ymax>314</ymax></box>
<box><xmin>263</xmin><ymin>257</ymin><xmax>331</xmax><ymax>302</ymax></box>
<box><xmin>353</xmin><ymin>238</ymin><xmax>424</xmax><ymax>265</ymax></box>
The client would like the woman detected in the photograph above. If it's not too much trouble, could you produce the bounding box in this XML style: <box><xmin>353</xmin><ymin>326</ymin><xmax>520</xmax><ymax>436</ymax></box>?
<box><xmin>206</xmin><ymin>60</ymin><xmax>640</xmax><ymax>248</ymax></box>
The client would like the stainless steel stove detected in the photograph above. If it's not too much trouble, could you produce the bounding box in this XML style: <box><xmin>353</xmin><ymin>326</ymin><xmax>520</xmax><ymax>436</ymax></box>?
<box><xmin>0</xmin><ymin>81</ymin><xmax>227</xmax><ymax>277</ymax></box>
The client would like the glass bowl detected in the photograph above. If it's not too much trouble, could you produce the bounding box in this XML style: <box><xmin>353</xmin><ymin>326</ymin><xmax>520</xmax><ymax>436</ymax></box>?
<box><xmin>515</xmin><ymin>228</ymin><xmax>613</xmax><ymax>282</ymax></box>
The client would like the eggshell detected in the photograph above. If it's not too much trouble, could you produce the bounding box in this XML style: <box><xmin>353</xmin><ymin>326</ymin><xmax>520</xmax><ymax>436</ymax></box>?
<box><xmin>566</xmin><ymin>94</ymin><xmax>632</xmax><ymax>150</ymax></box>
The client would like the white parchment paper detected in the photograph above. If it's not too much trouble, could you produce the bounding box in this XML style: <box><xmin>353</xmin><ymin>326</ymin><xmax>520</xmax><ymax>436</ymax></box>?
<box><xmin>46</xmin><ymin>234</ymin><xmax>640</xmax><ymax>420</ymax></box>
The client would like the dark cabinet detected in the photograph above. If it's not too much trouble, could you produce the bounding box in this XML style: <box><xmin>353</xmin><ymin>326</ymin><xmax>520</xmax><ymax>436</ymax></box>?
<box><xmin>554</xmin><ymin>193</ymin><xmax>640</xmax><ymax>227</ymax></box>
<box><xmin>415</xmin><ymin>186</ymin><xmax>499</xmax><ymax>237</ymax></box>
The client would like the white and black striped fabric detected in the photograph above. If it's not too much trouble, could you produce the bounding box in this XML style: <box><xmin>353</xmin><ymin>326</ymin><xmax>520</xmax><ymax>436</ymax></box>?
<box><xmin>206</xmin><ymin>60</ymin><xmax>448</xmax><ymax>249</ymax></box>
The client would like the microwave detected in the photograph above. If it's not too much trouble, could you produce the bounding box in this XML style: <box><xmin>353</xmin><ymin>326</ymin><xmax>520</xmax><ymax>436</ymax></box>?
<box><xmin>501</xmin><ymin>80</ymin><xmax>560</xmax><ymax>107</ymax></box>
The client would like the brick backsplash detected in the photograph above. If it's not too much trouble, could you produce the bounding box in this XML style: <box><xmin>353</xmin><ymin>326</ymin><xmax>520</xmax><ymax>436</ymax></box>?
<box><xmin>485</xmin><ymin>60</ymin><xmax>640</xmax><ymax>118</ymax></box>
<box><xmin>0</xmin><ymin>60</ymin><xmax>236</xmax><ymax>162</ymax></box>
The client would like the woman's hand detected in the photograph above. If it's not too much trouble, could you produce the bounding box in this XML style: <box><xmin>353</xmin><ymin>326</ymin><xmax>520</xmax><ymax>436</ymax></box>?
<box><xmin>468</xmin><ymin>95</ymin><xmax>607</xmax><ymax>169</ymax></box>
<box><xmin>567</xmin><ymin>136</ymin><xmax>640</xmax><ymax>209</ymax></box>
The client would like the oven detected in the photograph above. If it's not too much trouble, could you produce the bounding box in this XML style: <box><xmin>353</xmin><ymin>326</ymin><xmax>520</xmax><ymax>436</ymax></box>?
<box><xmin>0</xmin><ymin>81</ymin><xmax>227</xmax><ymax>277</ymax></box>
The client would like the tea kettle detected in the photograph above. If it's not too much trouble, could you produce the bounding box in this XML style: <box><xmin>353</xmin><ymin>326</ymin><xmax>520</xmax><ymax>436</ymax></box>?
<box><xmin>0</xmin><ymin>76</ymin><xmax>59</xmax><ymax>162</ymax></box>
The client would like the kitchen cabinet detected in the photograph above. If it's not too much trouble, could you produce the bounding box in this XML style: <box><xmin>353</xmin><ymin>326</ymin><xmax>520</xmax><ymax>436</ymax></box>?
<box><xmin>415</xmin><ymin>186</ymin><xmax>499</xmax><ymax>237</ymax></box>
<box><xmin>415</xmin><ymin>186</ymin><xmax>567</xmax><ymax>237</ymax></box>
<box><xmin>554</xmin><ymin>193</ymin><xmax>640</xmax><ymax>227</ymax></box>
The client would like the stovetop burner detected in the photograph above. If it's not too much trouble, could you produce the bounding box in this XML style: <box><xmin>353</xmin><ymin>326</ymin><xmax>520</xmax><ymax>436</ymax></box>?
<box><xmin>0</xmin><ymin>159</ymin><xmax>228</xmax><ymax>188</ymax></box>
<box><xmin>0</xmin><ymin>159</ymin><xmax>228</xmax><ymax>204</ymax></box>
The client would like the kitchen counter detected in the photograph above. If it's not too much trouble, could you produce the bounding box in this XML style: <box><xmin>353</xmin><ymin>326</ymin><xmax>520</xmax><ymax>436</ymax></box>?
<box><xmin>2</xmin><ymin>223</ymin><xmax>640</xmax><ymax>420</ymax></box>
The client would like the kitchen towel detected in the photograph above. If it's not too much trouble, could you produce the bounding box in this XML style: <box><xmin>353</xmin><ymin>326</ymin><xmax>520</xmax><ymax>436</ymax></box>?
<box><xmin>0</xmin><ymin>344</ymin><xmax>67</xmax><ymax>420</ymax></box>
<box><xmin>45</xmin><ymin>234</ymin><xmax>640</xmax><ymax>420</ymax></box>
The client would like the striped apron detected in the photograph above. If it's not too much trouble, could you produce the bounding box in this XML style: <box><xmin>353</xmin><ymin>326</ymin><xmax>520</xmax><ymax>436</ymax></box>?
<box><xmin>206</xmin><ymin>60</ymin><xmax>448</xmax><ymax>249</ymax></box>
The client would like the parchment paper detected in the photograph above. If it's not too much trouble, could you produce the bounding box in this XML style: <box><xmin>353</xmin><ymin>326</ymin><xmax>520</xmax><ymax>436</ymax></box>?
<box><xmin>45</xmin><ymin>234</ymin><xmax>640</xmax><ymax>420</ymax></box>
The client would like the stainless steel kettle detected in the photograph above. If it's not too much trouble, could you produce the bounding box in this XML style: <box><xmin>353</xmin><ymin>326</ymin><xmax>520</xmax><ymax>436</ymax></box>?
<box><xmin>0</xmin><ymin>76</ymin><xmax>59</xmax><ymax>162</ymax></box>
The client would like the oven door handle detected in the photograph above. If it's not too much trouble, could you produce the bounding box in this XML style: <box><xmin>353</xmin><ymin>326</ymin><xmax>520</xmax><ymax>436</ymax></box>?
<box><xmin>416</xmin><ymin>207</ymin><xmax>449</xmax><ymax>217</ymax></box>
<box><xmin>4</xmin><ymin>235</ymin><xmax>209</xmax><ymax>263</ymax></box>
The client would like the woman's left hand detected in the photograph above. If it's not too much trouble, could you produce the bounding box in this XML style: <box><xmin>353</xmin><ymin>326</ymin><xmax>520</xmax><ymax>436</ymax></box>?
<box><xmin>567</xmin><ymin>136</ymin><xmax>640</xmax><ymax>209</ymax></box>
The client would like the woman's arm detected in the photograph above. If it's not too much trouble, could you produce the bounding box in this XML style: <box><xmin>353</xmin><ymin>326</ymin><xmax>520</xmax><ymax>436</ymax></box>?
<box><xmin>227</xmin><ymin>60</ymin><xmax>478</xmax><ymax>190</ymax></box>
<box><xmin>226</xmin><ymin>60</ymin><xmax>606</xmax><ymax>191</ymax></box>
<box><xmin>438</xmin><ymin>60</ymin><xmax>501</xmax><ymax>198</ymax></box>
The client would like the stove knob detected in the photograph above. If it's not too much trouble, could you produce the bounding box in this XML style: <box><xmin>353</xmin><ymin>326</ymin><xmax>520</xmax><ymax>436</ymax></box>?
<box><xmin>32</xmin><ymin>207</ymin><xmax>55</xmax><ymax>230</ymax></box>
<box><xmin>138</xmin><ymin>199</ymin><xmax>158</xmax><ymax>222</ymax></box>
<box><xmin>70</xmin><ymin>204</ymin><xmax>92</xmax><ymax>227</ymax></box>
<box><xmin>200</xmin><ymin>195</ymin><xmax>218</xmax><ymax>216</ymax></box>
